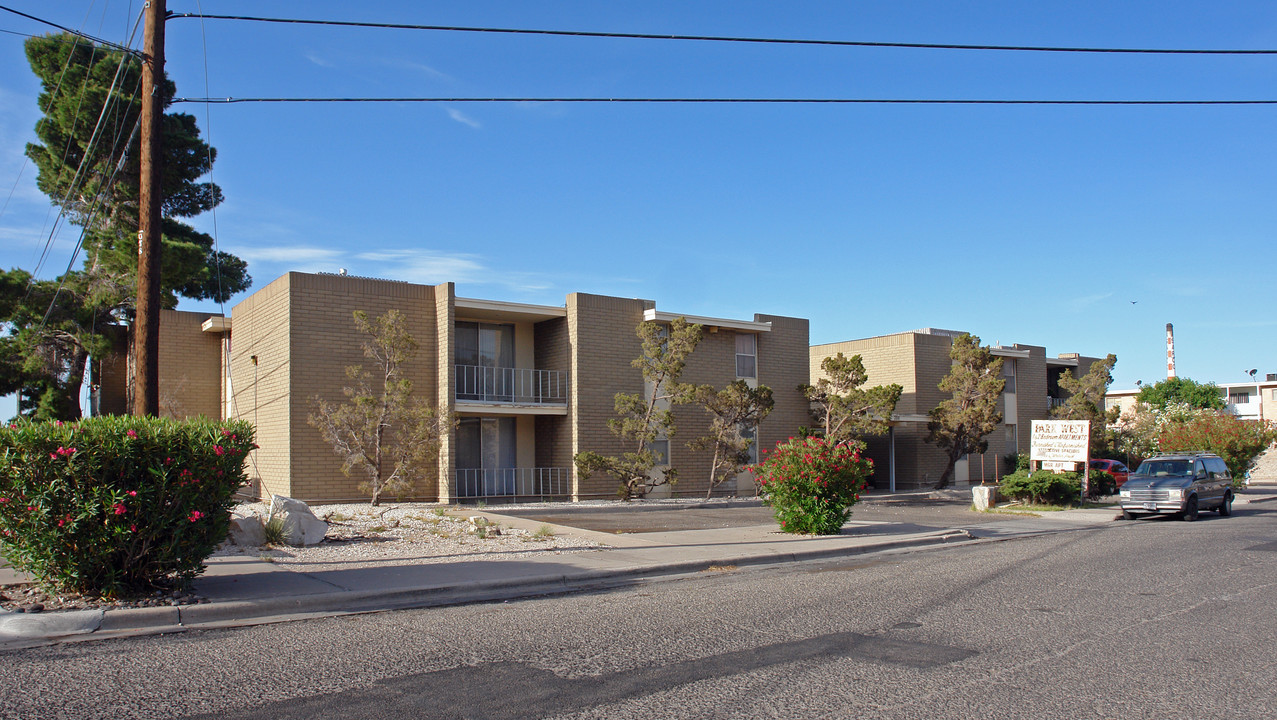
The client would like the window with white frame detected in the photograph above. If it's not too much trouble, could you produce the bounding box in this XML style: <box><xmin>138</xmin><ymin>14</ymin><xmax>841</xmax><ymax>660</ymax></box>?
<box><xmin>736</xmin><ymin>333</ymin><xmax>757</xmax><ymax>378</ymax></box>
<box><xmin>1231</xmin><ymin>392</ymin><xmax>1250</xmax><ymax>404</ymax></box>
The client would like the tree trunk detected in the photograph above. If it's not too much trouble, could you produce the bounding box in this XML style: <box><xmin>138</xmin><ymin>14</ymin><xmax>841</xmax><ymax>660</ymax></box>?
<box><xmin>934</xmin><ymin>447</ymin><xmax>962</xmax><ymax>490</ymax></box>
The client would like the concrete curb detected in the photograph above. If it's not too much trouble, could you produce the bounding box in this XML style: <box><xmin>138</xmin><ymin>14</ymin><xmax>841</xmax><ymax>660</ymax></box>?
<box><xmin>63</xmin><ymin>529</ymin><xmax>973</xmax><ymax>639</ymax></box>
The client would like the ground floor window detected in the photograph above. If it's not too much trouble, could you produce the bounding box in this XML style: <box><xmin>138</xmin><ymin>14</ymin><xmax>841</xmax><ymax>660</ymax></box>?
<box><xmin>457</xmin><ymin>417</ymin><xmax>517</xmax><ymax>496</ymax></box>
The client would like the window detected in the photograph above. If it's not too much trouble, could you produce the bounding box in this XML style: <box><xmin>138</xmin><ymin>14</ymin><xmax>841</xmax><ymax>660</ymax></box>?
<box><xmin>1230</xmin><ymin>392</ymin><xmax>1250</xmax><ymax>404</ymax></box>
<box><xmin>740</xmin><ymin>424</ymin><xmax>759</xmax><ymax>465</ymax></box>
<box><xmin>1005</xmin><ymin>424</ymin><xmax>1017</xmax><ymax>451</ymax></box>
<box><xmin>735</xmin><ymin>333</ymin><xmax>757</xmax><ymax>378</ymax></box>
<box><xmin>648</xmin><ymin>439</ymin><xmax>669</xmax><ymax>466</ymax></box>
<box><xmin>1002</xmin><ymin>359</ymin><xmax>1016</xmax><ymax>394</ymax></box>
<box><xmin>455</xmin><ymin>322</ymin><xmax>515</xmax><ymax>401</ymax></box>
<box><xmin>456</xmin><ymin>417</ymin><xmax>518</xmax><ymax>496</ymax></box>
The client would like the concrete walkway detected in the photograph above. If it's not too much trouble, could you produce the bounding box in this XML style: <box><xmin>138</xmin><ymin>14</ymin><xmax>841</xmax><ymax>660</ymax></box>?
<box><xmin>3</xmin><ymin>481</ymin><xmax>1275</xmax><ymax>649</ymax></box>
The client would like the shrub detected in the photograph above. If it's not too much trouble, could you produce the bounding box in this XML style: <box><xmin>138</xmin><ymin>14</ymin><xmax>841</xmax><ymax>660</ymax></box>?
<box><xmin>1158</xmin><ymin>413</ymin><xmax>1277</xmax><ymax>480</ymax></box>
<box><xmin>0</xmin><ymin>416</ymin><xmax>255</xmax><ymax>598</ymax></box>
<box><xmin>752</xmin><ymin>436</ymin><xmax>873</xmax><ymax>535</ymax></box>
<box><xmin>999</xmin><ymin>469</ymin><xmax>1082</xmax><ymax>505</ymax></box>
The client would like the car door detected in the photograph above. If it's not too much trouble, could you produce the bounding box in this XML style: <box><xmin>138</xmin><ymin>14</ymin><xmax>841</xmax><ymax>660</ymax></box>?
<box><xmin>1192</xmin><ymin>459</ymin><xmax>1213</xmax><ymax>506</ymax></box>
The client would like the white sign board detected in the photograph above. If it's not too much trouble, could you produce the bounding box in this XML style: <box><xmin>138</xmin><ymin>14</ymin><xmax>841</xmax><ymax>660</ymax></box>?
<box><xmin>1041</xmin><ymin>460</ymin><xmax>1078</xmax><ymax>472</ymax></box>
<box><xmin>1030</xmin><ymin>420</ymin><xmax>1090</xmax><ymax>463</ymax></box>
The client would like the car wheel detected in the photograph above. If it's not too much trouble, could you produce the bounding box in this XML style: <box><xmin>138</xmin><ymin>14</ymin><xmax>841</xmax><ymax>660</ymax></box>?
<box><xmin>1122</xmin><ymin>509</ymin><xmax>1139</xmax><ymax>521</ymax></box>
<box><xmin>1219</xmin><ymin>492</ymin><xmax>1233</xmax><ymax>517</ymax></box>
<box><xmin>1182</xmin><ymin>496</ymin><xmax>1199</xmax><ymax>522</ymax></box>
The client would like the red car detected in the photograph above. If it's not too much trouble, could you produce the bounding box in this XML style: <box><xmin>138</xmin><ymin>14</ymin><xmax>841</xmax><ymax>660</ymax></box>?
<box><xmin>1089</xmin><ymin>459</ymin><xmax>1130</xmax><ymax>488</ymax></box>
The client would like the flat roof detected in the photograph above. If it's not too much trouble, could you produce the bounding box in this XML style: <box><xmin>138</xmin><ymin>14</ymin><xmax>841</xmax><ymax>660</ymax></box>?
<box><xmin>455</xmin><ymin>297</ymin><xmax>567</xmax><ymax>322</ymax></box>
<box><xmin>642</xmin><ymin>309</ymin><xmax>771</xmax><ymax>333</ymax></box>
<box><xmin>201</xmin><ymin>317</ymin><xmax>231</xmax><ymax>333</ymax></box>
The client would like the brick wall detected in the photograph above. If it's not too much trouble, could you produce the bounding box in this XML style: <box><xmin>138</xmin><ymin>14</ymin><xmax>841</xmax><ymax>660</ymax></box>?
<box><xmin>754</xmin><ymin>314</ymin><xmax>812</xmax><ymax>494</ymax></box>
<box><xmin>533</xmin><ymin>317</ymin><xmax>572</xmax><ymax>473</ymax></box>
<box><xmin>433</xmin><ymin>283</ymin><xmax>454</xmax><ymax>502</ymax></box>
<box><xmin>229</xmin><ymin>274</ymin><xmax>292</xmax><ymax>499</ymax></box>
<box><xmin>157</xmin><ymin>309</ymin><xmax>224</xmax><ymax>420</ymax></box>
<box><xmin>567</xmin><ymin>293</ymin><xmax>649</xmax><ymax>499</ymax></box>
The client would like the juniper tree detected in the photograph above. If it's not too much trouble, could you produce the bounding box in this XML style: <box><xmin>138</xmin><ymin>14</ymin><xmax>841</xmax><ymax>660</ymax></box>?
<box><xmin>689</xmin><ymin>380</ymin><xmax>774</xmax><ymax>498</ymax></box>
<box><xmin>574</xmin><ymin>317</ymin><xmax>703</xmax><ymax>499</ymax></box>
<box><xmin>801</xmin><ymin>352</ymin><xmax>903</xmax><ymax>445</ymax></box>
<box><xmin>926</xmin><ymin>334</ymin><xmax>1005</xmax><ymax>490</ymax></box>
<box><xmin>1052</xmin><ymin>353</ymin><xmax>1120</xmax><ymax>454</ymax></box>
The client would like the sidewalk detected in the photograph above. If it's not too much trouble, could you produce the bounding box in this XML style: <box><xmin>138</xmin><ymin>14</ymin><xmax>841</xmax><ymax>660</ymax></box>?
<box><xmin>3</xmin><ymin>481</ymin><xmax>1275</xmax><ymax>649</ymax></box>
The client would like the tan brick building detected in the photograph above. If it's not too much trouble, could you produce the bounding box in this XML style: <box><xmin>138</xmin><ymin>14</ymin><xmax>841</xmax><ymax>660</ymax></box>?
<box><xmin>135</xmin><ymin>272</ymin><xmax>810</xmax><ymax>503</ymax></box>
<box><xmin>811</xmin><ymin>329</ymin><xmax>1104</xmax><ymax>491</ymax></box>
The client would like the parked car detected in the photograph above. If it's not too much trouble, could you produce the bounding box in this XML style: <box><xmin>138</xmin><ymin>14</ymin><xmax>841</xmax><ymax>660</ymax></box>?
<box><xmin>1089</xmin><ymin>459</ymin><xmax>1130</xmax><ymax>488</ymax></box>
<box><xmin>1118</xmin><ymin>452</ymin><xmax>1234</xmax><ymax>521</ymax></box>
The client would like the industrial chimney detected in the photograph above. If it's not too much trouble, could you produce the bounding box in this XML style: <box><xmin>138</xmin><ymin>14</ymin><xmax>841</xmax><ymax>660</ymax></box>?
<box><xmin>1166</xmin><ymin>323</ymin><xmax>1176</xmax><ymax>379</ymax></box>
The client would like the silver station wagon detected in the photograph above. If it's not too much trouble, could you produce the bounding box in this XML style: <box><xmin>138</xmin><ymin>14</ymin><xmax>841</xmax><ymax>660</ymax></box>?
<box><xmin>1118</xmin><ymin>452</ymin><xmax>1234</xmax><ymax>522</ymax></box>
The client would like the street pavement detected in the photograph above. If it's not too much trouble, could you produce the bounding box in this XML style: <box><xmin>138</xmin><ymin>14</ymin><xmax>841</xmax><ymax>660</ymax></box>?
<box><xmin>2</xmin><ymin>482</ymin><xmax>1274</xmax><ymax>649</ymax></box>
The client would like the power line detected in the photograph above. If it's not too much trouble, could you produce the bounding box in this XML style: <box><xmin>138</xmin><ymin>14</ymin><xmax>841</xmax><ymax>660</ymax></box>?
<box><xmin>169</xmin><ymin>12</ymin><xmax>1277</xmax><ymax>56</ymax></box>
<box><xmin>0</xmin><ymin>5</ymin><xmax>142</xmax><ymax>54</ymax></box>
<box><xmin>175</xmin><ymin>96</ymin><xmax>1277</xmax><ymax>106</ymax></box>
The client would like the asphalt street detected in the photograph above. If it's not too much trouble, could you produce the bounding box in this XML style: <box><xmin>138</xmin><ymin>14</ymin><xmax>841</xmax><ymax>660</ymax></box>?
<box><xmin>4</xmin><ymin>501</ymin><xmax>1276</xmax><ymax>719</ymax></box>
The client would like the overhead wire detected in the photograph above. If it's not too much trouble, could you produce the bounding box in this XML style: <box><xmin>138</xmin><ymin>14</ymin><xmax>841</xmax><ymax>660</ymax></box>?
<box><xmin>175</xmin><ymin>96</ymin><xmax>1277</xmax><ymax>106</ymax></box>
<box><xmin>0</xmin><ymin>4</ymin><xmax>141</xmax><ymax>54</ymax></box>
<box><xmin>168</xmin><ymin>12</ymin><xmax>1277</xmax><ymax>56</ymax></box>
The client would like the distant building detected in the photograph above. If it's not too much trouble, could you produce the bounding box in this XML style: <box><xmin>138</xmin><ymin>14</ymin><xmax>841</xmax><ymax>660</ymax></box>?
<box><xmin>811</xmin><ymin>329</ymin><xmax>1107</xmax><ymax>491</ymax></box>
<box><xmin>1106</xmin><ymin>376</ymin><xmax>1277</xmax><ymax>423</ymax></box>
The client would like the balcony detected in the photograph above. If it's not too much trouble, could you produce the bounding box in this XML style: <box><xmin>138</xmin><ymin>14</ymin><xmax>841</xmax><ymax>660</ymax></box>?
<box><xmin>454</xmin><ymin>365</ymin><xmax>567</xmax><ymax>406</ymax></box>
<box><xmin>1048</xmin><ymin>396</ymin><xmax>1067</xmax><ymax>409</ymax></box>
<box><xmin>455</xmin><ymin>467</ymin><xmax>572</xmax><ymax>500</ymax></box>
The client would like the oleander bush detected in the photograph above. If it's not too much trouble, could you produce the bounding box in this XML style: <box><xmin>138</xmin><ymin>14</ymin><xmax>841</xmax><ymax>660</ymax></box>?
<box><xmin>0</xmin><ymin>416</ymin><xmax>255</xmax><ymax>598</ymax></box>
<box><xmin>753</xmin><ymin>436</ymin><xmax>873</xmax><ymax>535</ymax></box>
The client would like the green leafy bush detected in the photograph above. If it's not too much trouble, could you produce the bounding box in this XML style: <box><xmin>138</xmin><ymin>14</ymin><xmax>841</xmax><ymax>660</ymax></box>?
<box><xmin>999</xmin><ymin>469</ymin><xmax>1082</xmax><ymax>505</ymax></box>
<box><xmin>0</xmin><ymin>416</ymin><xmax>255</xmax><ymax>597</ymax></box>
<box><xmin>753</xmin><ymin>436</ymin><xmax>873</xmax><ymax>535</ymax></box>
<box><xmin>1158</xmin><ymin>413</ymin><xmax>1277</xmax><ymax>480</ymax></box>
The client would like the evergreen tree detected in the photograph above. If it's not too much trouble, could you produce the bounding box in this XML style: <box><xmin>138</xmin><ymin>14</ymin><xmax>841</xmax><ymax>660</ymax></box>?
<box><xmin>1052</xmin><ymin>353</ymin><xmax>1120</xmax><ymax>454</ymax></box>
<box><xmin>2</xmin><ymin>33</ymin><xmax>251</xmax><ymax>419</ymax></box>
<box><xmin>926</xmin><ymin>334</ymin><xmax>1005</xmax><ymax>489</ymax></box>
<box><xmin>802</xmin><ymin>352</ymin><xmax>903</xmax><ymax>444</ymax></box>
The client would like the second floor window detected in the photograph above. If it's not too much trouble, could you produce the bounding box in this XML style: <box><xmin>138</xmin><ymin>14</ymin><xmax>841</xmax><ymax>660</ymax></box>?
<box><xmin>736</xmin><ymin>333</ymin><xmax>757</xmax><ymax>378</ymax></box>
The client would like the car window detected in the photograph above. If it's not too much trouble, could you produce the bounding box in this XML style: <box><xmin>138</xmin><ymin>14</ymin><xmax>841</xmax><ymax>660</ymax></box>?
<box><xmin>1114</xmin><ymin>462</ymin><xmax>1128</xmax><ymax>472</ymax></box>
<box><xmin>1208</xmin><ymin>457</ymin><xmax>1229</xmax><ymax>478</ymax></box>
<box><xmin>1137</xmin><ymin>460</ymin><xmax>1189</xmax><ymax>476</ymax></box>
<box><xmin>1194</xmin><ymin>460</ymin><xmax>1206</xmax><ymax>478</ymax></box>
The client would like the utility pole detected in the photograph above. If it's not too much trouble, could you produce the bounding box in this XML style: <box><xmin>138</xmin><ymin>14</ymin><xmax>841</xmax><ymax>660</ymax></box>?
<box><xmin>134</xmin><ymin>0</ymin><xmax>165</xmax><ymax>416</ymax></box>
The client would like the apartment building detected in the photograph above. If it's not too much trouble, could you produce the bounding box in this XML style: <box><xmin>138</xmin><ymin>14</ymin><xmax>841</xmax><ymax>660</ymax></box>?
<box><xmin>137</xmin><ymin>272</ymin><xmax>810</xmax><ymax>503</ymax></box>
<box><xmin>810</xmin><ymin>329</ymin><xmax>1105</xmax><ymax>491</ymax></box>
<box><xmin>1106</xmin><ymin>375</ymin><xmax>1277</xmax><ymax>422</ymax></box>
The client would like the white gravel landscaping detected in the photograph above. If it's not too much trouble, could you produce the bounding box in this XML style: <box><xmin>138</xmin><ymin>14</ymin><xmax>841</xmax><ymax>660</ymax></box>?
<box><xmin>215</xmin><ymin>501</ymin><xmax>608</xmax><ymax>572</ymax></box>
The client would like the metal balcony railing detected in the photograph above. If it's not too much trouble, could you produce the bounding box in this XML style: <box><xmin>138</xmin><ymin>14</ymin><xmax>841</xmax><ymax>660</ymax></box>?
<box><xmin>454</xmin><ymin>365</ymin><xmax>567</xmax><ymax>405</ymax></box>
<box><xmin>455</xmin><ymin>467</ymin><xmax>572</xmax><ymax>499</ymax></box>
<box><xmin>1048</xmin><ymin>396</ymin><xmax>1068</xmax><ymax>408</ymax></box>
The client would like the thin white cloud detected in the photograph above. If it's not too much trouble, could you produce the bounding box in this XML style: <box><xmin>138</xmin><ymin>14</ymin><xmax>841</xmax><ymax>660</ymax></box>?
<box><xmin>445</xmin><ymin>108</ymin><xmax>481</xmax><ymax>129</ymax></box>
<box><xmin>392</xmin><ymin>60</ymin><xmax>452</xmax><ymax>81</ymax></box>
<box><xmin>230</xmin><ymin>245</ymin><xmax>344</xmax><ymax>264</ymax></box>
<box><xmin>304</xmin><ymin>52</ymin><xmax>334</xmax><ymax>68</ymax></box>
<box><xmin>355</xmin><ymin>249</ymin><xmax>487</xmax><ymax>284</ymax></box>
<box><xmin>1065</xmin><ymin>292</ymin><xmax>1113</xmax><ymax>313</ymax></box>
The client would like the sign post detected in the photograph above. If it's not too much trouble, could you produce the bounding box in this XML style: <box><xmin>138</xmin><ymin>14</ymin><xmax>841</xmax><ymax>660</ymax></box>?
<box><xmin>1030</xmin><ymin>420</ymin><xmax>1091</xmax><ymax>501</ymax></box>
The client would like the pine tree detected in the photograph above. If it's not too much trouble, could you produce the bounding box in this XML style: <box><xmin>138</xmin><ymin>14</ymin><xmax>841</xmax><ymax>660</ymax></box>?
<box><xmin>926</xmin><ymin>334</ymin><xmax>1005</xmax><ymax>489</ymax></box>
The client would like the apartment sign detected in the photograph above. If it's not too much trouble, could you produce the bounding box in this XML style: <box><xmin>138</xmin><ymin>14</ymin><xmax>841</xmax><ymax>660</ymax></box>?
<box><xmin>1030</xmin><ymin>420</ymin><xmax>1090</xmax><ymax>462</ymax></box>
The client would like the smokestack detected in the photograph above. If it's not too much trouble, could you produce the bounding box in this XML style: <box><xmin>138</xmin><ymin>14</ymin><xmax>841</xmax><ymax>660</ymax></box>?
<box><xmin>1166</xmin><ymin>323</ymin><xmax>1176</xmax><ymax>379</ymax></box>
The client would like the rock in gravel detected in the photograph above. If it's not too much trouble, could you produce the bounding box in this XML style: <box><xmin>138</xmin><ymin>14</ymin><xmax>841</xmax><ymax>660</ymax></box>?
<box><xmin>228</xmin><ymin>511</ymin><xmax>267</xmax><ymax>547</ymax></box>
<box><xmin>269</xmin><ymin>495</ymin><xmax>328</xmax><ymax>547</ymax></box>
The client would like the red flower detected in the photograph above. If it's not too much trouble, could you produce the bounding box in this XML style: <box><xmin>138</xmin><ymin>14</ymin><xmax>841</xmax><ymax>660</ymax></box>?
<box><xmin>188</xmin><ymin>510</ymin><xmax>204</xmax><ymax>522</ymax></box>
<box><xmin>113</xmin><ymin>503</ymin><xmax>127</xmax><ymax>515</ymax></box>
<box><xmin>126</xmin><ymin>429</ymin><xmax>138</xmax><ymax>438</ymax></box>
<box><xmin>214</xmin><ymin>445</ymin><xmax>225</xmax><ymax>456</ymax></box>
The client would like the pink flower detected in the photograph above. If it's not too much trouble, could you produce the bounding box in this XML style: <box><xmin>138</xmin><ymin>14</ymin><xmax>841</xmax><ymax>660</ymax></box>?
<box><xmin>113</xmin><ymin>503</ymin><xmax>127</xmax><ymax>515</ymax></box>
<box><xmin>129</xmin><ymin>524</ymin><xmax>136</xmax><ymax>532</ymax></box>
<box><xmin>188</xmin><ymin>510</ymin><xmax>204</xmax><ymax>522</ymax></box>
<box><xmin>214</xmin><ymin>445</ymin><xmax>225</xmax><ymax>456</ymax></box>
<box><xmin>0</xmin><ymin>497</ymin><xmax>7</xmax><ymax>504</ymax></box>
<box><xmin>27</xmin><ymin>505</ymin><xmax>36</xmax><ymax>511</ymax></box>
<box><xmin>128</xmin><ymin>490</ymin><xmax>137</xmax><ymax>497</ymax></box>
<box><xmin>126</xmin><ymin>430</ymin><xmax>137</xmax><ymax>438</ymax></box>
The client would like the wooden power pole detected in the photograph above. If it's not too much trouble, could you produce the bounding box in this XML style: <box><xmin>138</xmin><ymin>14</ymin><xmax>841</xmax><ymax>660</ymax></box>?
<box><xmin>134</xmin><ymin>0</ymin><xmax>166</xmax><ymax>416</ymax></box>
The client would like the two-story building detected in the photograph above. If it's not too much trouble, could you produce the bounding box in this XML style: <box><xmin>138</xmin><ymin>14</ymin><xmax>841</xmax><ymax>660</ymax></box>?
<box><xmin>116</xmin><ymin>272</ymin><xmax>810</xmax><ymax>503</ymax></box>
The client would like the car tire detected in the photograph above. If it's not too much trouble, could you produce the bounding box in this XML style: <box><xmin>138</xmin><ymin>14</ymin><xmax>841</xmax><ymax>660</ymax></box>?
<box><xmin>1122</xmin><ymin>509</ymin><xmax>1139</xmax><ymax>521</ymax></box>
<box><xmin>1219</xmin><ymin>492</ymin><xmax>1233</xmax><ymax>517</ymax></box>
<box><xmin>1182</xmin><ymin>496</ymin><xmax>1199</xmax><ymax>522</ymax></box>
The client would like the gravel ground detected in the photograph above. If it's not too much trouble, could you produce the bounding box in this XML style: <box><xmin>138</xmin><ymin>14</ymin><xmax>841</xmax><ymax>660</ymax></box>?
<box><xmin>213</xmin><ymin>501</ymin><xmax>608</xmax><ymax>573</ymax></box>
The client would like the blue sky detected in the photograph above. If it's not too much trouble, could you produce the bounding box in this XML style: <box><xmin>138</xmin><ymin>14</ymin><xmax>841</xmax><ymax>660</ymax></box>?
<box><xmin>2</xmin><ymin>1</ymin><xmax>1276</xmax><ymax>419</ymax></box>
